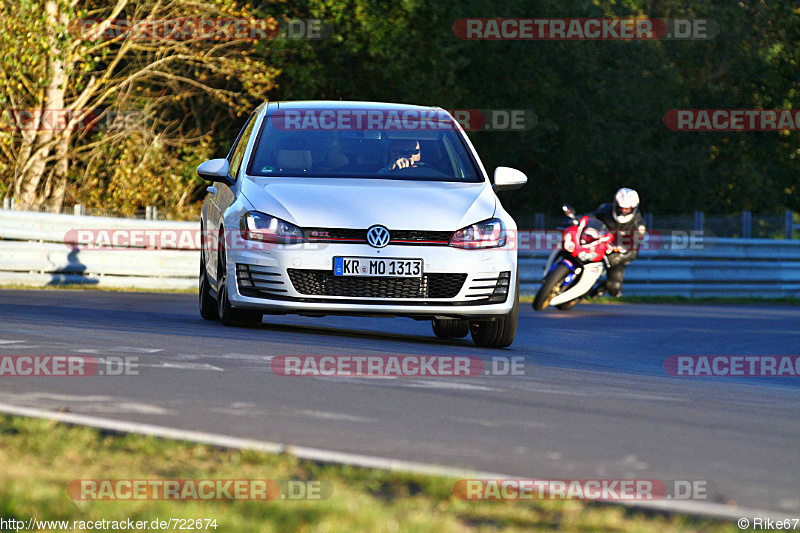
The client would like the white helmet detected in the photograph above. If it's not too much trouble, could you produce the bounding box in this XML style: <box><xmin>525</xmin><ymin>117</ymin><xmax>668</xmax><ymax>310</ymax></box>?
<box><xmin>613</xmin><ymin>188</ymin><xmax>640</xmax><ymax>224</ymax></box>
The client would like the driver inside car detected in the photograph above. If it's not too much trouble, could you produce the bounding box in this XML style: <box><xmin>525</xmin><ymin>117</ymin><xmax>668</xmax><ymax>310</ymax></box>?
<box><xmin>387</xmin><ymin>139</ymin><xmax>422</xmax><ymax>170</ymax></box>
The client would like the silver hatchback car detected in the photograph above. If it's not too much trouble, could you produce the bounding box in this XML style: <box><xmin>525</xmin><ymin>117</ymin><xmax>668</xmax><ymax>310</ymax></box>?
<box><xmin>198</xmin><ymin>101</ymin><xmax>527</xmax><ymax>347</ymax></box>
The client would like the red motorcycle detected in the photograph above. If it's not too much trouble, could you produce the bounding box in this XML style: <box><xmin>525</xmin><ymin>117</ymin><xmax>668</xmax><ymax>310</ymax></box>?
<box><xmin>533</xmin><ymin>204</ymin><xmax>616</xmax><ymax>311</ymax></box>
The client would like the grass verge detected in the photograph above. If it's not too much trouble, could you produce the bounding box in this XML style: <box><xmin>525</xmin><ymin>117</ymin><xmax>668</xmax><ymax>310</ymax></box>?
<box><xmin>0</xmin><ymin>414</ymin><xmax>742</xmax><ymax>532</ymax></box>
<box><xmin>518</xmin><ymin>294</ymin><xmax>800</xmax><ymax>306</ymax></box>
<box><xmin>0</xmin><ymin>283</ymin><xmax>195</xmax><ymax>294</ymax></box>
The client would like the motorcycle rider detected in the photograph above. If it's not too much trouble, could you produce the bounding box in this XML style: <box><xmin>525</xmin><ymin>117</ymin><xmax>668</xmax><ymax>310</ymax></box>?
<box><xmin>590</xmin><ymin>188</ymin><xmax>646</xmax><ymax>297</ymax></box>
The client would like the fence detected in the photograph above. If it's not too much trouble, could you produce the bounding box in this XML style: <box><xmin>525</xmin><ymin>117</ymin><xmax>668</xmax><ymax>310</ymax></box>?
<box><xmin>517</xmin><ymin>210</ymin><xmax>800</xmax><ymax>240</ymax></box>
<box><xmin>1</xmin><ymin>209</ymin><xmax>800</xmax><ymax>297</ymax></box>
<box><xmin>0</xmin><ymin>209</ymin><xmax>197</xmax><ymax>289</ymax></box>
<box><xmin>519</xmin><ymin>238</ymin><xmax>800</xmax><ymax>297</ymax></box>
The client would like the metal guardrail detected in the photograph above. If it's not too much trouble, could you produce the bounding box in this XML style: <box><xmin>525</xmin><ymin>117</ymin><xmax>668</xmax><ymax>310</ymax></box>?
<box><xmin>1</xmin><ymin>210</ymin><xmax>800</xmax><ymax>297</ymax></box>
<box><xmin>519</xmin><ymin>239</ymin><xmax>800</xmax><ymax>297</ymax></box>
<box><xmin>0</xmin><ymin>209</ymin><xmax>198</xmax><ymax>289</ymax></box>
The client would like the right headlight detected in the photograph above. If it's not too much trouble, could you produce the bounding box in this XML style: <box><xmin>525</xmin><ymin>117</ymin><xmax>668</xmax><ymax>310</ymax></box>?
<box><xmin>449</xmin><ymin>218</ymin><xmax>506</xmax><ymax>249</ymax></box>
<box><xmin>240</xmin><ymin>211</ymin><xmax>305</xmax><ymax>244</ymax></box>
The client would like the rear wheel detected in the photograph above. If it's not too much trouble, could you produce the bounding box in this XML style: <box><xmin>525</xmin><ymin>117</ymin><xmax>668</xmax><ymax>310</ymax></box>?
<box><xmin>470</xmin><ymin>277</ymin><xmax>519</xmax><ymax>349</ymax></box>
<box><xmin>217</xmin><ymin>234</ymin><xmax>262</xmax><ymax>328</ymax></box>
<box><xmin>533</xmin><ymin>264</ymin><xmax>571</xmax><ymax>311</ymax></box>
<box><xmin>432</xmin><ymin>318</ymin><xmax>470</xmax><ymax>339</ymax></box>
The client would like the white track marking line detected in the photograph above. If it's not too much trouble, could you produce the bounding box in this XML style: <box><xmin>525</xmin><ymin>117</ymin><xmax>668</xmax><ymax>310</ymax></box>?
<box><xmin>145</xmin><ymin>362</ymin><xmax>224</xmax><ymax>371</ymax></box>
<box><xmin>0</xmin><ymin>401</ymin><xmax>792</xmax><ymax>522</ymax></box>
<box><xmin>292</xmin><ymin>409</ymin><xmax>375</xmax><ymax>423</ymax></box>
<box><xmin>403</xmin><ymin>380</ymin><xmax>498</xmax><ymax>391</ymax></box>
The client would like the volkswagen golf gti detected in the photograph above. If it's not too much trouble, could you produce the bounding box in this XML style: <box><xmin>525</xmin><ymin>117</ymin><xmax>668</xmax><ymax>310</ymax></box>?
<box><xmin>198</xmin><ymin>101</ymin><xmax>527</xmax><ymax>348</ymax></box>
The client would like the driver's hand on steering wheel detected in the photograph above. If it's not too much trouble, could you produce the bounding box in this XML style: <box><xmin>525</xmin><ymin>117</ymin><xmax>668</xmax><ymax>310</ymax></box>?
<box><xmin>391</xmin><ymin>157</ymin><xmax>414</xmax><ymax>170</ymax></box>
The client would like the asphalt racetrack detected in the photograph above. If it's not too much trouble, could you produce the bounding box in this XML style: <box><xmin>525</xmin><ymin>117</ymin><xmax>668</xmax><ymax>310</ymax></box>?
<box><xmin>0</xmin><ymin>289</ymin><xmax>798</xmax><ymax>515</ymax></box>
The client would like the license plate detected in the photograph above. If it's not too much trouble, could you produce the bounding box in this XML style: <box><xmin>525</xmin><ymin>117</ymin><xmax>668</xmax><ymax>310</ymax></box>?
<box><xmin>334</xmin><ymin>257</ymin><xmax>423</xmax><ymax>277</ymax></box>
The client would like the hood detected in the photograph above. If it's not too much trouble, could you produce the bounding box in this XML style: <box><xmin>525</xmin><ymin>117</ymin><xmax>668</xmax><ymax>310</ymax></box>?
<box><xmin>239</xmin><ymin>177</ymin><xmax>496</xmax><ymax>230</ymax></box>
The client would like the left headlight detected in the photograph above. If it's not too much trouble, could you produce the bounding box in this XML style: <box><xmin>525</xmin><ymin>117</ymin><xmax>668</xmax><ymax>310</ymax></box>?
<box><xmin>240</xmin><ymin>211</ymin><xmax>305</xmax><ymax>244</ymax></box>
<box><xmin>449</xmin><ymin>218</ymin><xmax>506</xmax><ymax>249</ymax></box>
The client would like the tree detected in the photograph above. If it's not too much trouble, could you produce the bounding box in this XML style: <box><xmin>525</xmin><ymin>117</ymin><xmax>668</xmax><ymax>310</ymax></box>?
<box><xmin>0</xmin><ymin>0</ymin><xmax>280</xmax><ymax>211</ymax></box>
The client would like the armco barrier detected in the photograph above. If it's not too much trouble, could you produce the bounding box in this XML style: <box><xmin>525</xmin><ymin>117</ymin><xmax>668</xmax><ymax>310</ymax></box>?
<box><xmin>0</xmin><ymin>209</ymin><xmax>198</xmax><ymax>289</ymax></box>
<box><xmin>520</xmin><ymin>238</ymin><xmax>800</xmax><ymax>298</ymax></box>
<box><xmin>1</xmin><ymin>210</ymin><xmax>800</xmax><ymax>296</ymax></box>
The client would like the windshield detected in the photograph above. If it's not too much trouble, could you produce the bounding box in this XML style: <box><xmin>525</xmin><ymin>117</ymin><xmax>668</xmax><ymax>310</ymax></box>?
<box><xmin>246</xmin><ymin>110</ymin><xmax>482</xmax><ymax>182</ymax></box>
<box><xmin>583</xmin><ymin>217</ymin><xmax>609</xmax><ymax>235</ymax></box>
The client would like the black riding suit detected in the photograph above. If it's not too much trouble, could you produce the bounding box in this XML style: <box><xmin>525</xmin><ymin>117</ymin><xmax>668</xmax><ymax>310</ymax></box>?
<box><xmin>591</xmin><ymin>203</ymin><xmax>646</xmax><ymax>297</ymax></box>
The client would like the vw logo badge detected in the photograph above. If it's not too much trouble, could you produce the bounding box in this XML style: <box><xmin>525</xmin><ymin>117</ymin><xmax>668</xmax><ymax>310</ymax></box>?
<box><xmin>366</xmin><ymin>225</ymin><xmax>390</xmax><ymax>248</ymax></box>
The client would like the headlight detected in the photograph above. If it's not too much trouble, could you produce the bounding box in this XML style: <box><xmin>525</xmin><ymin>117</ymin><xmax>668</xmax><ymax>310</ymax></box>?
<box><xmin>563</xmin><ymin>233</ymin><xmax>575</xmax><ymax>252</ymax></box>
<box><xmin>240</xmin><ymin>211</ymin><xmax>305</xmax><ymax>244</ymax></box>
<box><xmin>449</xmin><ymin>218</ymin><xmax>506</xmax><ymax>249</ymax></box>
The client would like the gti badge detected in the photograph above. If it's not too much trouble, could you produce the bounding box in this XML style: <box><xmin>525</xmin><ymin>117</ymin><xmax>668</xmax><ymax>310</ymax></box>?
<box><xmin>366</xmin><ymin>225</ymin><xmax>390</xmax><ymax>248</ymax></box>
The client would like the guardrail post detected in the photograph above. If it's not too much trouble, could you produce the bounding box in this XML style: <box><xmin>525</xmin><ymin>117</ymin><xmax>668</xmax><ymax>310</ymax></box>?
<box><xmin>742</xmin><ymin>210</ymin><xmax>751</xmax><ymax>239</ymax></box>
<box><xmin>146</xmin><ymin>205</ymin><xmax>157</xmax><ymax>220</ymax></box>
<box><xmin>73</xmin><ymin>204</ymin><xmax>84</xmax><ymax>216</ymax></box>
<box><xmin>644</xmin><ymin>212</ymin><xmax>653</xmax><ymax>229</ymax></box>
<box><xmin>534</xmin><ymin>212</ymin><xmax>545</xmax><ymax>230</ymax></box>
<box><xmin>694</xmin><ymin>211</ymin><xmax>704</xmax><ymax>233</ymax></box>
<box><xmin>788</xmin><ymin>210</ymin><xmax>797</xmax><ymax>240</ymax></box>
<box><xmin>2</xmin><ymin>197</ymin><xmax>9</xmax><ymax>210</ymax></box>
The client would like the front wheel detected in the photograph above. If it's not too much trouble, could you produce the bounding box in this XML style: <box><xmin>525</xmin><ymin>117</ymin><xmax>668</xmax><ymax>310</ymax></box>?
<box><xmin>470</xmin><ymin>277</ymin><xmax>519</xmax><ymax>349</ymax></box>
<box><xmin>199</xmin><ymin>250</ymin><xmax>218</xmax><ymax>321</ymax></box>
<box><xmin>217</xmin><ymin>235</ymin><xmax>262</xmax><ymax>328</ymax></box>
<box><xmin>533</xmin><ymin>263</ymin><xmax>571</xmax><ymax>311</ymax></box>
<box><xmin>432</xmin><ymin>318</ymin><xmax>470</xmax><ymax>339</ymax></box>
<box><xmin>556</xmin><ymin>299</ymin><xmax>578</xmax><ymax>311</ymax></box>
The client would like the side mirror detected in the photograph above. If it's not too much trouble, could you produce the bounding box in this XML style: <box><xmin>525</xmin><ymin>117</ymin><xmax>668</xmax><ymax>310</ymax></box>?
<box><xmin>197</xmin><ymin>158</ymin><xmax>234</xmax><ymax>185</ymax></box>
<box><xmin>493</xmin><ymin>167</ymin><xmax>527</xmax><ymax>192</ymax></box>
<box><xmin>562</xmin><ymin>204</ymin><xmax>576</xmax><ymax>219</ymax></box>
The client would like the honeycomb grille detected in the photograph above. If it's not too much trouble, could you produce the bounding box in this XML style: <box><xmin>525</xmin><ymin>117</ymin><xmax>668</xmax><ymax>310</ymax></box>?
<box><xmin>287</xmin><ymin>270</ymin><xmax>467</xmax><ymax>298</ymax></box>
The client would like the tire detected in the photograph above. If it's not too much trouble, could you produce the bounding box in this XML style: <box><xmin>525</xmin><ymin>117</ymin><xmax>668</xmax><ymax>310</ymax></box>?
<box><xmin>470</xmin><ymin>276</ymin><xmax>519</xmax><ymax>349</ymax></box>
<box><xmin>556</xmin><ymin>299</ymin><xmax>578</xmax><ymax>311</ymax></box>
<box><xmin>217</xmin><ymin>233</ymin><xmax>262</xmax><ymax>328</ymax></box>
<box><xmin>533</xmin><ymin>263</ymin><xmax>571</xmax><ymax>311</ymax></box>
<box><xmin>199</xmin><ymin>249</ymin><xmax>218</xmax><ymax>321</ymax></box>
<box><xmin>432</xmin><ymin>318</ymin><xmax>470</xmax><ymax>339</ymax></box>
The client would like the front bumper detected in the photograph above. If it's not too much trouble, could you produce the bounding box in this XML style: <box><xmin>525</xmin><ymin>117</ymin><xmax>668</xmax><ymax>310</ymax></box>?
<box><xmin>224</xmin><ymin>241</ymin><xmax>517</xmax><ymax>318</ymax></box>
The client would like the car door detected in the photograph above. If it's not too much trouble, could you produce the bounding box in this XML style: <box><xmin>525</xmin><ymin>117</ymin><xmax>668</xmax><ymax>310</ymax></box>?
<box><xmin>206</xmin><ymin>112</ymin><xmax>257</xmax><ymax>282</ymax></box>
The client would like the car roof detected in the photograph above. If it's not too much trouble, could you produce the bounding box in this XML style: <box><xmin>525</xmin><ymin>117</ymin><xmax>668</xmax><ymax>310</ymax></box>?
<box><xmin>264</xmin><ymin>100</ymin><xmax>442</xmax><ymax>112</ymax></box>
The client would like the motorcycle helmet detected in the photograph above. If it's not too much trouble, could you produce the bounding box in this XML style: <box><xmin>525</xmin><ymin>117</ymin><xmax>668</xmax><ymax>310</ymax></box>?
<box><xmin>613</xmin><ymin>188</ymin><xmax>640</xmax><ymax>224</ymax></box>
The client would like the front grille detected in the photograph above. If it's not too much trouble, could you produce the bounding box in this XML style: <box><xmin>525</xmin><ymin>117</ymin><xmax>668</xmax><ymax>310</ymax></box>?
<box><xmin>304</xmin><ymin>228</ymin><xmax>364</xmax><ymax>242</ymax></box>
<box><xmin>287</xmin><ymin>269</ymin><xmax>467</xmax><ymax>298</ymax></box>
<box><xmin>303</xmin><ymin>228</ymin><xmax>451</xmax><ymax>245</ymax></box>
<box><xmin>390</xmin><ymin>230</ymin><xmax>452</xmax><ymax>244</ymax></box>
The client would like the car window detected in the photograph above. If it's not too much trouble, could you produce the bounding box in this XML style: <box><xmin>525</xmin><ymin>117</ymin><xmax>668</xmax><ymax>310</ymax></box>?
<box><xmin>228</xmin><ymin>113</ymin><xmax>257</xmax><ymax>181</ymax></box>
<box><xmin>247</xmin><ymin>109</ymin><xmax>481</xmax><ymax>182</ymax></box>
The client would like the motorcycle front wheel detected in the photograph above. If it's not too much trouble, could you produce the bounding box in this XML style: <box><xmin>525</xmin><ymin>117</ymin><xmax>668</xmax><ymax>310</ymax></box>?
<box><xmin>556</xmin><ymin>299</ymin><xmax>578</xmax><ymax>311</ymax></box>
<box><xmin>533</xmin><ymin>263</ymin><xmax>571</xmax><ymax>311</ymax></box>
